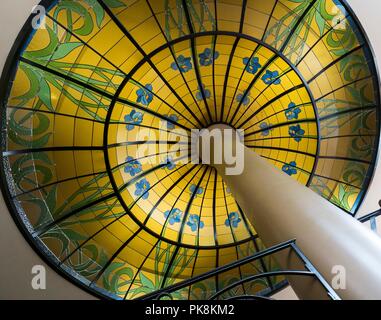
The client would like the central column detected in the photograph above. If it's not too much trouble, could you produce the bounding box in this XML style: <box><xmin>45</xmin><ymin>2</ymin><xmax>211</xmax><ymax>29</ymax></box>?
<box><xmin>197</xmin><ymin>124</ymin><xmax>381</xmax><ymax>300</ymax></box>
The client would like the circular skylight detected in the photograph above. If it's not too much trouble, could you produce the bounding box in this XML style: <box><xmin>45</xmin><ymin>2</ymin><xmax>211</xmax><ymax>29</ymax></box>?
<box><xmin>0</xmin><ymin>0</ymin><xmax>379</xmax><ymax>299</ymax></box>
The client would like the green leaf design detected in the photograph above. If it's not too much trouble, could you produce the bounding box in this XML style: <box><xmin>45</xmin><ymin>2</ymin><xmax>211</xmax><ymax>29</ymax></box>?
<box><xmin>51</xmin><ymin>42</ymin><xmax>83</xmax><ymax>61</ymax></box>
<box><xmin>315</xmin><ymin>12</ymin><xmax>326</xmax><ymax>36</ymax></box>
<box><xmin>38</xmin><ymin>79</ymin><xmax>54</xmax><ymax>111</ymax></box>
<box><xmin>62</xmin><ymin>228</ymin><xmax>89</xmax><ymax>241</ymax></box>
<box><xmin>8</xmin><ymin>110</ymin><xmax>52</xmax><ymax>149</ymax></box>
<box><xmin>84</xmin><ymin>0</ymin><xmax>105</xmax><ymax>28</ymax></box>
<box><xmin>46</xmin><ymin>185</ymin><xmax>58</xmax><ymax>212</ymax></box>
<box><xmin>103</xmin><ymin>0</ymin><xmax>126</xmax><ymax>8</ymax></box>
<box><xmin>55</xmin><ymin>1</ymin><xmax>94</xmax><ymax>36</ymax></box>
<box><xmin>140</xmin><ymin>273</ymin><xmax>155</xmax><ymax>289</ymax></box>
<box><xmin>14</xmin><ymin>64</ymin><xmax>41</xmax><ymax>105</ymax></box>
<box><xmin>23</xmin><ymin>26</ymin><xmax>59</xmax><ymax>60</ymax></box>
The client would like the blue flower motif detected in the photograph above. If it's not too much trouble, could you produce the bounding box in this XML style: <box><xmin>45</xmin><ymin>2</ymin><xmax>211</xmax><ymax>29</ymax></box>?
<box><xmin>136</xmin><ymin>84</ymin><xmax>153</xmax><ymax>106</ymax></box>
<box><xmin>125</xmin><ymin>110</ymin><xmax>143</xmax><ymax>131</ymax></box>
<box><xmin>162</xmin><ymin>156</ymin><xmax>176</xmax><ymax>170</ymax></box>
<box><xmin>190</xmin><ymin>184</ymin><xmax>204</xmax><ymax>197</ymax></box>
<box><xmin>282</xmin><ymin>161</ymin><xmax>298</xmax><ymax>176</ymax></box>
<box><xmin>165</xmin><ymin>114</ymin><xmax>179</xmax><ymax>130</ymax></box>
<box><xmin>243</xmin><ymin>57</ymin><xmax>261</xmax><ymax>74</ymax></box>
<box><xmin>236</xmin><ymin>90</ymin><xmax>251</xmax><ymax>106</ymax></box>
<box><xmin>285</xmin><ymin>102</ymin><xmax>301</xmax><ymax>120</ymax></box>
<box><xmin>124</xmin><ymin>157</ymin><xmax>142</xmax><ymax>177</ymax></box>
<box><xmin>260</xmin><ymin>122</ymin><xmax>272</xmax><ymax>137</ymax></box>
<box><xmin>171</xmin><ymin>55</ymin><xmax>193</xmax><ymax>73</ymax></box>
<box><xmin>261</xmin><ymin>70</ymin><xmax>281</xmax><ymax>85</ymax></box>
<box><xmin>187</xmin><ymin>214</ymin><xmax>205</xmax><ymax>232</ymax></box>
<box><xmin>196</xmin><ymin>84</ymin><xmax>211</xmax><ymax>101</ymax></box>
<box><xmin>199</xmin><ymin>48</ymin><xmax>219</xmax><ymax>66</ymax></box>
<box><xmin>225</xmin><ymin>212</ymin><xmax>242</xmax><ymax>229</ymax></box>
<box><xmin>164</xmin><ymin>208</ymin><xmax>183</xmax><ymax>225</ymax></box>
<box><xmin>134</xmin><ymin>178</ymin><xmax>150</xmax><ymax>200</ymax></box>
<box><xmin>289</xmin><ymin>124</ymin><xmax>305</xmax><ymax>142</ymax></box>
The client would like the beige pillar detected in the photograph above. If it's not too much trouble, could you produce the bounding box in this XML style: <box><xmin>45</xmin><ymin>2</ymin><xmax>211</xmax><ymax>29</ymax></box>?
<box><xmin>200</xmin><ymin>125</ymin><xmax>381</xmax><ymax>300</ymax></box>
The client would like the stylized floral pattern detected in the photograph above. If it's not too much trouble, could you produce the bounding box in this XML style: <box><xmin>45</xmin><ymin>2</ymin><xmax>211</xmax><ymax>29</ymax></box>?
<box><xmin>196</xmin><ymin>84</ymin><xmax>211</xmax><ymax>101</ymax></box>
<box><xmin>243</xmin><ymin>57</ymin><xmax>261</xmax><ymax>74</ymax></box>
<box><xmin>225</xmin><ymin>212</ymin><xmax>242</xmax><ymax>228</ymax></box>
<box><xmin>164</xmin><ymin>208</ymin><xmax>183</xmax><ymax>225</ymax></box>
<box><xmin>260</xmin><ymin>122</ymin><xmax>272</xmax><ymax>137</ymax></box>
<box><xmin>165</xmin><ymin>114</ymin><xmax>179</xmax><ymax>130</ymax></box>
<box><xmin>289</xmin><ymin>124</ymin><xmax>305</xmax><ymax>142</ymax></box>
<box><xmin>171</xmin><ymin>55</ymin><xmax>193</xmax><ymax>73</ymax></box>
<box><xmin>190</xmin><ymin>184</ymin><xmax>204</xmax><ymax>196</ymax></box>
<box><xmin>285</xmin><ymin>102</ymin><xmax>301</xmax><ymax>120</ymax></box>
<box><xmin>125</xmin><ymin>110</ymin><xmax>144</xmax><ymax>131</ymax></box>
<box><xmin>187</xmin><ymin>214</ymin><xmax>204</xmax><ymax>232</ymax></box>
<box><xmin>236</xmin><ymin>90</ymin><xmax>251</xmax><ymax>106</ymax></box>
<box><xmin>136</xmin><ymin>84</ymin><xmax>154</xmax><ymax>106</ymax></box>
<box><xmin>282</xmin><ymin>161</ymin><xmax>298</xmax><ymax>176</ymax></box>
<box><xmin>124</xmin><ymin>157</ymin><xmax>142</xmax><ymax>177</ymax></box>
<box><xmin>261</xmin><ymin>70</ymin><xmax>281</xmax><ymax>85</ymax></box>
<box><xmin>135</xmin><ymin>179</ymin><xmax>150</xmax><ymax>200</ymax></box>
<box><xmin>162</xmin><ymin>156</ymin><xmax>176</xmax><ymax>170</ymax></box>
<box><xmin>199</xmin><ymin>48</ymin><xmax>219</xmax><ymax>66</ymax></box>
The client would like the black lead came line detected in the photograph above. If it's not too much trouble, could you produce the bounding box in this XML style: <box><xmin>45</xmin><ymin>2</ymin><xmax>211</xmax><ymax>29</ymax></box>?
<box><xmin>13</xmin><ymin>147</ymin><xmax>191</xmax><ymax>199</ymax></box>
<box><xmin>220</xmin><ymin>38</ymin><xmax>240</xmax><ymax>123</ymax></box>
<box><xmin>279</xmin><ymin>0</ymin><xmax>318</xmax><ymax>53</ymax></box>
<box><xmin>159</xmin><ymin>166</ymin><xmax>209</xmax><ymax>290</ymax></box>
<box><xmin>231</xmin><ymin>68</ymin><xmax>295</xmax><ymax>127</ymax></box>
<box><xmin>97</xmin><ymin>0</ymin><xmax>206</xmax><ymax>129</ymax></box>
<box><xmin>224</xmin><ymin>0</ymin><xmax>278</xmax><ymax>124</ymax></box>
<box><xmin>250</xmin><ymin>144</ymin><xmax>372</xmax><ymax>165</ymax></box>
<box><xmin>152</xmin><ymin>165</ymin><xmax>205</xmax><ymax>289</ymax></box>
<box><xmin>142</xmin><ymin>166</ymin><xmax>198</xmax><ymax>226</ymax></box>
<box><xmin>244</xmin><ymin>118</ymin><xmax>317</xmax><ymax>138</ymax></box>
<box><xmin>61</xmin><ymin>163</ymin><xmax>203</xmax><ymax>269</ymax></box>
<box><xmin>230</xmin><ymin>0</ymin><xmax>318</xmax><ymax>127</ymax></box>
<box><xmin>181</xmin><ymin>0</ymin><xmax>213</xmax><ymax>124</ymax></box>
<box><xmin>20</xmin><ymin>56</ymin><xmax>115</xmax><ymax>100</ymax></box>
<box><xmin>220</xmin><ymin>0</ymin><xmax>248</xmax><ymax>123</ymax></box>
<box><xmin>8</xmin><ymin>105</ymin><xmax>105</xmax><ymax>125</ymax></box>
<box><xmin>19</xmin><ymin>56</ymin><xmax>192</xmax><ymax>132</ymax></box>
<box><xmin>212</xmin><ymin>0</ymin><xmax>219</xmax><ymax>122</ymax></box>
<box><xmin>3</xmin><ymin>145</ymin><xmax>104</xmax><ymax>157</ymax></box>
<box><xmin>229</xmin><ymin>54</ymin><xmax>278</xmax><ymax>127</ymax></box>
<box><xmin>144</xmin><ymin>0</ymin><xmax>208</xmax><ymax>128</ymax></box>
<box><xmin>307</xmin><ymin>45</ymin><xmax>365</xmax><ymax>84</ymax></box>
<box><xmin>33</xmin><ymin>161</ymin><xmax>169</xmax><ymax>237</ymax></box>
<box><xmin>237</xmin><ymin>84</ymin><xmax>305</xmax><ymax>130</ymax></box>
<box><xmin>47</xmin><ymin>9</ymin><xmax>200</xmax><ymax>129</ymax></box>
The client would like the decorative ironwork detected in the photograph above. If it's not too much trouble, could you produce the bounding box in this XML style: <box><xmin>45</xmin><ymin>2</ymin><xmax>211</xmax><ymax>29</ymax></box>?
<box><xmin>139</xmin><ymin>240</ymin><xmax>340</xmax><ymax>300</ymax></box>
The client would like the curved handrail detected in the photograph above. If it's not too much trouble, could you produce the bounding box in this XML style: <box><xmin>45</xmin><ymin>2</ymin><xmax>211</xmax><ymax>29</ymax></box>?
<box><xmin>208</xmin><ymin>270</ymin><xmax>314</xmax><ymax>300</ymax></box>
<box><xmin>138</xmin><ymin>239</ymin><xmax>340</xmax><ymax>300</ymax></box>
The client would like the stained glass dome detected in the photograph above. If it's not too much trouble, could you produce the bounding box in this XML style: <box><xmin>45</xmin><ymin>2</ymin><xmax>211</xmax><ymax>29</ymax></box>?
<box><xmin>0</xmin><ymin>0</ymin><xmax>379</xmax><ymax>299</ymax></box>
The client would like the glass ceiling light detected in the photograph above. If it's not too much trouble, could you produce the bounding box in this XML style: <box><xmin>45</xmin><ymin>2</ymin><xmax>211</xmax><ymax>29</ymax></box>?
<box><xmin>0</xmin><ymin>0</ymin><xmax>379</xmax><ymax>299</ymax></box>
